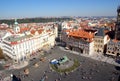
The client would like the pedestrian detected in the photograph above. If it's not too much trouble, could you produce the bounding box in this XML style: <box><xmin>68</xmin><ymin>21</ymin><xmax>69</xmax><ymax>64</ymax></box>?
<box><xmin>58</xmin><ymin>77</ymin><xmax>61</xmax><ymax>80</ymax></box>
<box><xmin>31</xmin><ymin>78</ymin><xmax>34</xmax><ymax>81</ymax></box>
<box><xmin>17</xmin><ymin>77</ymin><xmax>21</xmax><ymax>81</ymax></box>
<box><xmin>118</xmin><ymin>75</ymin><xmax>120</xmax><ymax>81</ymax></box>
<box><xmin>11</xmin><ymin>74</ymin><xmax>18</xmax><ymax>81</ymax></box>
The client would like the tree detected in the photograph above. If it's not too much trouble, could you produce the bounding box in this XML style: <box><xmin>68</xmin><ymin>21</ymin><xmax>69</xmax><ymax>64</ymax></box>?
<box><xmin>0</xmin><ymin>48</ymin><xmax>4</xmax><ymax>59</ymax></box>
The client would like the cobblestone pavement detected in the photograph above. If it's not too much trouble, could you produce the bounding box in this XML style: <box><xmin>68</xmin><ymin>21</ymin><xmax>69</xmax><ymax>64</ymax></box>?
<box><xmin>59</xmin><ymin>47</ymin><xmax>120</xmax><ymax>66</ymax></box>
<box><xmin>1</xmin><ymin>46</ymin><xmax>120</xmax><ymax>81</ymax></box>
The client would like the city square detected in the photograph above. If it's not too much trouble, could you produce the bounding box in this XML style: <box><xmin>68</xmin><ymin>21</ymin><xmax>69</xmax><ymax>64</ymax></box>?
<box><xmin>0</xmin><ymin>0</ymin><xmax>120</xmax><ymax>81</ymax></box>
<box><xmin>1</xmin><ymin>45</ymin><xmax>120</xmax><ymax>81</ymax></box>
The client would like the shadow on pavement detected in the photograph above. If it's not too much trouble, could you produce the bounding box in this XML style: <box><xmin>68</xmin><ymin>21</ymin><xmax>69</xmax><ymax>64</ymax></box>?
<box><xmin>115</xmin><ymin>66</ymin><xmax>120</xmax><ymax>71</ymax></box>
<box><xmin>118</xmin><ymin>75</ymin><xmax>120</xmax><ymax>81</ymax></box>
<box><xmin>0</xmin><ymin>64</ymin><xmax>4</xmax><ymax>70</ymax></box>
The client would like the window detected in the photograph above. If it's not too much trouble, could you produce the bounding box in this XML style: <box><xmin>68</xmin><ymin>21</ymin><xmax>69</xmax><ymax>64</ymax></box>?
<box><xmin>112</xmin><ymin>52</ymin><xmax>114</xmax><ymax>54</ymax></box>
<box><xmin>98</xmin><ymin>45</ymin><xmax>99</xmax><ymax>47</ymax></box>
<box><xmin>95</xmin><ymin>40</ymin><xmax>97</xmax><ymax>42</ymax></box>
<box><xmin>98</xmin><ymin>40</ymin><xmax>100</xmax><ymax>42</ymax></box>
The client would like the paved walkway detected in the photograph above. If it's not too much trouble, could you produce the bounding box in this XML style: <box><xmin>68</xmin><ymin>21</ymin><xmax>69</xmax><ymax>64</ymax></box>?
<box><xmin>0</xmin><ymin>70</ymin><xmax>11</xmax><ymax>81</ymax></box>
<box><xmin>1</xmin><ymin>76</ymin><xmax>11</xmax><ymax>81</ymax></box>
<box><xmin>58</xmin><ymin>60</ymin><xmax>74</xmax><ymax>69</ymax></box>
<box><xmin>59</xmin><ymin>47</ymin><xmax>120</xmax><ymax>66</ymax></box>
<box><xmin>9</xmin><ymin>61</ymin><xmax>28</xmax><ymax>70</ymax></box>
<box><xmin>0</xmin><ymin>61</ymin><xmax>28</xmax><ymax>81</ymax></box>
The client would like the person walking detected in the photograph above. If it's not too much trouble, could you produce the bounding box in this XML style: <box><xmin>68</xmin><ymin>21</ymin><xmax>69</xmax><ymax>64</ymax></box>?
<box><xmin>17</xmin><ymin>76</ymin><xmax>21</xmax><ymax>81</ymax></box>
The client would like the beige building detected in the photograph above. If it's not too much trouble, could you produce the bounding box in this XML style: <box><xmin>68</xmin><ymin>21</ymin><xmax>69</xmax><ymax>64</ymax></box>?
<box><xmin>94</xmin><ymin>28</ymin><xmax>110</xmax><ymax>54</ymax></box>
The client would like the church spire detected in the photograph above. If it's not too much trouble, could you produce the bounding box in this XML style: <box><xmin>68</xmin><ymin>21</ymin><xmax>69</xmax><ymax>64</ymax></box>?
<box><xmin>14</xmin><ymin>19</ymin><xmax>18</xmax><ymax>25</ymax></box>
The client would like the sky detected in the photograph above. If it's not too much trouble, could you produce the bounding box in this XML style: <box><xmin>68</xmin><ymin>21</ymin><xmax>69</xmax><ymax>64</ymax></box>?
<box><xmin>0</xmin><ymin>0</ymin><xmax>119</xmax><ymax>19</ymax></box>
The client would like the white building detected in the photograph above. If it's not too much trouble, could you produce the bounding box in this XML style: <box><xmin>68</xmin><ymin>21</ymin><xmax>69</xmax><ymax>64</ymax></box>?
<box><xmin>1</xmin><ymin>20</ymin><xmax>58</xmax><ymax>63</ymax></box>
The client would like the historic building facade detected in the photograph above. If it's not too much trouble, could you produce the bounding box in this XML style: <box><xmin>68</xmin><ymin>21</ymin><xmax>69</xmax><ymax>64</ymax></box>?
<box><xmin>94</xmin><ymin>28</ymin><xmax>110</xmax><ymax>54</ymax></box>
<box><xmin>106</xmin><ymin>6</ymin><xmax>120</xmax><ymax>56</ymax></box>
<box><xmin>1</xmin><ymin>20</ymin><xmax>58</xmax><ymax>63</ymax></box>
<box><xmin>106</xmin><ymin>40</ymin><xmax>120</xmax><ymax>56</ymax></box>
<box><xmin>61</xmin><ymin>29</ymin><xmax>95</xmax><ymax>55</ymax></box>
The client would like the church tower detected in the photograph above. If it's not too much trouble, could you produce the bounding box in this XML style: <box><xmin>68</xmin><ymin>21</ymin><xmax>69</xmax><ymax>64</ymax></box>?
<box><xmin>115</xmin><ymin>6</ymin><xmax>120</xmax><ymax>40</ymax></box>
<box><xmin>13</xmin><ymin>19</ymin><xmax>20</xmax><ymax>34</ymax></box>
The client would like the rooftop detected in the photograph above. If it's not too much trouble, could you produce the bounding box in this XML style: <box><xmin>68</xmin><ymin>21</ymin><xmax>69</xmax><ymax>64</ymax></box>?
<box><xmin>68</xmin><ymin>29</ymin><xmax>94</xmax><ymax>39</ymax></box>
<box><xmin>5</xmin><ymin>34</ymin><xmax>32</xmax><ymax>43</ymax></box>
<box><xmin>95</xmin><ymin>27</ymin><xmax>109</xmax><ymax>37</ymax></box>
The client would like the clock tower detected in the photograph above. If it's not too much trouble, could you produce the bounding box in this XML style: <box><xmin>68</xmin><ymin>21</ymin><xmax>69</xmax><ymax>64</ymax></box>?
<box><xmin>13</xmin><ymin>19</ymin><xmax>20</xmax><ymax>34</ymax></box>
<box><xmin>115</xmin><ymin>6</ymin><xmax>120</xmax><ymax>40</ymax></box>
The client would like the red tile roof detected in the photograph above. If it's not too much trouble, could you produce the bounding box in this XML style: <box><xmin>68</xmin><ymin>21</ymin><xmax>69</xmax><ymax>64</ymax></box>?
<box><xmin>68</xmin><ymin>29</ymin><xmax>94</xmax><ymax>39</ymax></box>
<box><xmin>7</xmin><ymin>29</ymin><xmax>15</xmax><ymax>34</ymax></box>
<box><xmin>20</xmin><ymin>27</ymin><xmax>29</xmax><ymax>33</ymax></box>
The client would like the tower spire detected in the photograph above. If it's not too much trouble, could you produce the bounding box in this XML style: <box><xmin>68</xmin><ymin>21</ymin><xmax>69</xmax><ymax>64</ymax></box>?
<box><xmin>115</xmin><ymin>5</ymin><xmax>120</xmax><ymax>40</ymax></box>
<box><xmin>14</xmin><ymin>19</ymin><xmax>18</xmax><ymax>25</ymax></box>
<box><xmin>13</xmin><ymin>19</ymin><xmax>20</xmax><ymax>34</ymax></box>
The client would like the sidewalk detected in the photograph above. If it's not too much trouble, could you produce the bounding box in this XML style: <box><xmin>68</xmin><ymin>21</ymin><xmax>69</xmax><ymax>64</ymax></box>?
<box><xmin>10</xmin><ymin>61</ymin><xmax>28</xmax><ymax>70</ymax></box>
<box><xmin>1</xmin><ymin>76</ymin><xmax>11</xmax><ymax>81</ymax></box>
<box><xmin>0</xmin><ymin>71</ymin><xmax>11</xmax><ymax>81</ymax></box>
<box><xmin>59</xmin><ymin>47</ymin><xmax>120</xmax><ymax>66</ymax></box>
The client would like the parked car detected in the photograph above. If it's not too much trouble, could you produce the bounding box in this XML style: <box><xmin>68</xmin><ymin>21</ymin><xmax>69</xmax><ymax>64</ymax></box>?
<box><xmin>50</xmin><ymin>59</ymin><xmax>59</xmax><ymax>64</ymax></box>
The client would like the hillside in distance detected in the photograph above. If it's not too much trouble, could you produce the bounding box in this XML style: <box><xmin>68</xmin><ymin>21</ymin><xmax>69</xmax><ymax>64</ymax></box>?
<box><xmin>0</xmin><ymin>17</ymin><xmax>74</xmax><ymax>25</ymax></box>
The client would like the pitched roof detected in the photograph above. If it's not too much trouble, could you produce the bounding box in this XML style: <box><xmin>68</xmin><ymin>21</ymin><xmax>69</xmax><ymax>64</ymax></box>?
<box><xmin>5</xmin><ymin>35</ymin><xmax>33</xmax><ymax>45</ymax></box>
<box><xmin>95</xmin><ymin>27</ymin><xmax>109</xmax><ymax>37</ymax></box>
<box><xmin>7</xmin><ymin>29</ymin><xmax>15</xmax><ymax>34</ymax></box>
<box><xmin>20</xmin><ymin>27</ymin><xmax>30</xmax><ymax>33</ymax></box>
<box><xmin>68</xmin><ymin>29</ymin><xmax>94</xmax><ymax>39</ymax></box>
